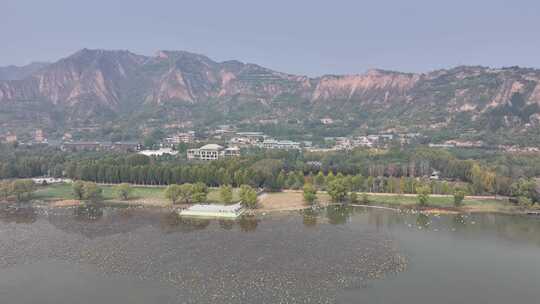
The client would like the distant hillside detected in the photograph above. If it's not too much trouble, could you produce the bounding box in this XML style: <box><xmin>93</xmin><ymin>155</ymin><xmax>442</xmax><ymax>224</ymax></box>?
<box><xmin>0</xmin><ymin>62</ymin><xmax>49</xmax><ymax>80</ymax></box>
<box><xmin>1</xmin><ymin>49</ymin><xmax>540</xmax><ymax>145</ymax></box>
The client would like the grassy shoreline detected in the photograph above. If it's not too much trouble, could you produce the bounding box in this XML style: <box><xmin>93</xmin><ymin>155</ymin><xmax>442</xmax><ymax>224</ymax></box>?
<box><xmin>30</xmin><ymin>183</ymin><xmax>539</xmax><ymax>215</ymax></box>
<box><xmin>33</xmin><ymin>183</ymin><xmax>240</xmax><ymax>207</ymax></box>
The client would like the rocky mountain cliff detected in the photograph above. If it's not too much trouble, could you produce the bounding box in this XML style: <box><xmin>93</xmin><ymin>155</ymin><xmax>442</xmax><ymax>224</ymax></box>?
<box><xmin>1</xmin><ymin>49</ymin><xmax>540</xmax><ymax>144</ymax></box>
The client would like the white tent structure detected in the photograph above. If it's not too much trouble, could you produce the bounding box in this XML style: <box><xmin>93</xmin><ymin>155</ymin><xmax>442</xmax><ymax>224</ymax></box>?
<box><xmin>179</xmin><ymin>203</ymin><xmax>244</xmax><ymax>219</ymax></box>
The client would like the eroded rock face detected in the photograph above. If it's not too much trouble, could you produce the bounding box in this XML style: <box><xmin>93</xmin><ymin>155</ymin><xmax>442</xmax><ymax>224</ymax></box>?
<box><xmin>2</xmin><ymin>49</ymin><xmax>540</xmax><ymax>133</ymax></box>
<box><xmin>311</xmin><ymin>70</ymin><xmax>419</xmax><ymax>103</ymax></box>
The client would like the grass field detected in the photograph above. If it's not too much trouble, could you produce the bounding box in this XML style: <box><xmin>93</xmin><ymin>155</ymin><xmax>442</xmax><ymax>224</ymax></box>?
<box><xmin>258</xmin><ymin>190</ymin><xmax>521</xmax><ymax>213</ymax></box>
<box><xmin>32</xmin><ymin>183</ymin><xmax>529</xmax><ymax>213</ymax></box>
<box><xmin>364</xmin><ymin>194</ymin><xmax>502</xmax><ymax>207</ymax></box>
<box><xmin>361</xmin><ymin>193</ymin><xmax>524</xmax><ymax>213</ymax></box>
<box><xmin>34</xmin><ymin>183</ymin><xmax>241</xmax><ymax>206</ymax></box>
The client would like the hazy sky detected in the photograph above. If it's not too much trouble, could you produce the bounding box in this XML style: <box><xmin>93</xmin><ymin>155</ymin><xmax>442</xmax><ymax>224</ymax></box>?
<box><xmin>2</xmin><ymin>0</ymin><xmax>540</xmax><ymax>76</ymax></box>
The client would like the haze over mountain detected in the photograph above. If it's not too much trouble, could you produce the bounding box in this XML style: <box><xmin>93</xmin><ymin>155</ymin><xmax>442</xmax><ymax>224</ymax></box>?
<box><xmin>0</xmin><ymin>62</ymin><xmax>49</xmax><ymax>81</ymax></box>
<box><xmin>1</xmin><ymin>49</ymin><xmax>540</xmax><ymax>145</ymax></box>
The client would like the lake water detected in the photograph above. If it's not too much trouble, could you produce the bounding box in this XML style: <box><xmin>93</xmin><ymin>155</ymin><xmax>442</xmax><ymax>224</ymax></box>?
<box><xmin>0</xmin><ymin>204</ymin><xmax>539</xmax><ymax>303</ymax></box>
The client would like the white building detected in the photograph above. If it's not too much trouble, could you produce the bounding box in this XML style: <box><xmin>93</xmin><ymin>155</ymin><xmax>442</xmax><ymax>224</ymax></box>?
<box><xmin>260</xmin><ymin>139</ymin><xmax>301</xmax><ymax>150</ymax></box>
<box><xmin>139</xmin><ymin>148</ymin><xmax>179</xmax><ymax>156</ymax></box>
<box><xmin>164</xmin><ymin>131</ymin><xmax>195</xmax><ymax>144</ymax></box>
<box><xmin>187</xmin><ymin>144</ymin><xmax>241</xmax><ymax>161</ymax></box>
<box><xmin>355</xmin><ymin>136</ymin><xmax>374</xmax><ymax>147</ymax></box>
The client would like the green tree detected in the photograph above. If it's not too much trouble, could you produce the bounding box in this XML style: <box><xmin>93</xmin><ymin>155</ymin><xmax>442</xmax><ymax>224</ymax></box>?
<box><xmin>82</xmin><ymin>182</ymin><xmax>103</xmax><ymax>203</ymax></box>
<box><xmin>518</xmin><ymin>196</ymin><xmax>533</xmax><ymax>206</ymax></box>
<box><xmin>240</xmin><ymin>185</ymin><xmax>258</xmax><ymax>209</ymax></box>
<box><xmin>191</xmin><ymin>182</ymin><xmax>208</xmax><ymax>204</ymax></box>
<box><xmin>360</xmin><ymin>193</ymin><xmax>369</xmax><ymax>204</ymax></box>
<box><xmin>0</xmin><ymin>181</ymin><xmax>12</xmax><ymax>201</ymax></box>
<box><xmin>366</xmin><ymin>176</ymin><xmax>375</xmax><ymax>192</ymax></box>
<box><xmin>327</xmin><ymin>179</ymin><xmax>348</xmax><ymax>203</ymax></box>
<box><xmin>511</xmin><ymin>178</ymin><xmax>537</xmax><ymax>203</ymax></box>
<box><xmin>165</xmin><ymin>184</ymin><xmax>182</xmax><ymax>204</ymax></box>
<box><xmin>303</xmin><ymin>183</ymin><xmax>317</xmax><ymax>205</ymax></box>
<box><xmin>314</xmin><ymin>171</ymin><xmax>326</xmax><ymax>189</ymax></box>
<box><xmin>276</xmin><ymin>171</ymin><xmax>287</xmax><ymax>190</ymax></box>
<box><xmin>11</xmin><ymin>179</ymin><xmax>36</xmax><ymax>202</ymax></box>
<box><xmin>453</xmin><ymin>188</ymin><xmax>466</xmax><ymax>207</ymax></box>
<box><xmin>72</xmin><ymin>181</ymin><xmax>85</xmax><ymax>200</ymax></box>
<box><xmin>399</xmin><ymin>177</ymin><xmax>406</xmax><ymax>194</ymax></box>
<box><xmin>349</xmin><ymin>191</ymin><xmax>358</xmax><ymax>204</ymax></box>
<box><xmin>351</xmin><ymin>174</ymin><xmax>364</xmax><ymax>192</ymax></box>
<box><xmin>220</xmin><ymin>185</ymin><xmax>233</xmax><ymax>204</ymax></box>
<box><xmin>179</xmin><ymin>183</ymin><xmax>194</xmax><ymax>204</ymax></box>
<box><xmin>416</xmin><ymin>185</ymin><xmax>430</xmax><ymax>206</ymax></box>
<box><xmin>326</xmin><ymin>171</ymin><xmax>336</xmax><ymax>185</ymax></box>
<box><xmin>115</xmin><ymin>183</ymin><xmax>132</xmax><ymax>200</ymax></box>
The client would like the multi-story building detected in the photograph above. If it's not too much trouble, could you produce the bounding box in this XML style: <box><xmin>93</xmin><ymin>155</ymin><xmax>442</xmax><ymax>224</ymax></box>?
<box><xmin>260</xmin><ymin>139</ymin><xmax>301</xmax><ymax>150</ymax></box>
<box><xmin>187</xmin><ymin>144</ymin><xmax>241</xmax><ymax>161</ymax></box>
<box><xmin>165</xmin><ymin>131</ymin><xmax>195</xmax><ymax>144</ymax></box>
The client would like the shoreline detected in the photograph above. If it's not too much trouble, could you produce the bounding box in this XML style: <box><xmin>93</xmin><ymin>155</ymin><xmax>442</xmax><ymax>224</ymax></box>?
<box><xmin>23</xmin><ymin>183</ymin><xmax>540</xmax><ymax>216</ymax></box>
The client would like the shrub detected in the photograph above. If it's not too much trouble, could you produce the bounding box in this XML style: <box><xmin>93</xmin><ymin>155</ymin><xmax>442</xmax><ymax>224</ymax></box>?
<box><xmin>240</xmin><ymin>185</ymin><xmax>258</xmax><ymax>209</ymax></box>
<box><xmin>165</xmin><ymin>184</ymin><xmax>182</xmax><ymax>204</ymax></box>
<box><xmin>72</xmin><ymin>181</ymin><xmax>85</xmax><ymax>200</ymax></box>
<box><xmin>219</xmin><ymin>185</ymin><xmax>233</xmax><ymax>204</ymax></box>
<box><xmin>453</xmin><ymin>189</ymin><xmax>466</xmax><ymax>207</ymax></box>
<box><xmin>303</xmin><ymin>183</ymin><xmax>317</xmax><ymax>205</ymax></box>
<box><xmin>349</xmin><ymin>192</ymin><xmax>358</xmax><ymax>204</ymax></box>
<box><xmin>416</xmin><ymin>185</ymin><xmax>431</xmax><ymax>206</ymax></box>
<box><xmin>11</xmin><ymin>180</ymin><xmax>36</xmax><ymax>202</ymax></box>
<box><xmin>327</xmin><ymin>179</ymin><xmax>348</xmax><ymax>203</ymax></box>
<box><xmin>115</xmin><ymin>183</ymin><xmax>132</xmax><ymax>200</ymax></box>
<box><xmin>81</xmin><ymin>182</ymin><xmax>102</xmax><ymax>203</ymax></box>
<box><xmin>191</xmin><ymin>182</ymin><xmax>208</xmax><ymax>204</ymax></box>
<box><xmin>360</xmin><ymin>193</ymin><xmax>369</xmax><ymax>204</ymax></box>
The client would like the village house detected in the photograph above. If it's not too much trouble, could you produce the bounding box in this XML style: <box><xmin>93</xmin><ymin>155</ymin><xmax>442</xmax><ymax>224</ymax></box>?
<box><xmin>187</xmin><ymin>144</ymin><xmax>241</xmax><ymax>161</ymax></box>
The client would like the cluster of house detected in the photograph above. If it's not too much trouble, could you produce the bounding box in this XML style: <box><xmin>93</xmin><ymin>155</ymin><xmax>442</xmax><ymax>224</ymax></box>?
<box><xmin>1</xmin><ymin>129</ymin><xmax>47</xmax><ymax>145</ymax></box>
<box><xmin>228</xmin><ymin>132</ymin><xmax>301</xmax><ymax>150</ymax></box>
<box><xmin>308</xmin><ymin>133</ymin><xmax>421</xmax><ymax>152</ymax></box>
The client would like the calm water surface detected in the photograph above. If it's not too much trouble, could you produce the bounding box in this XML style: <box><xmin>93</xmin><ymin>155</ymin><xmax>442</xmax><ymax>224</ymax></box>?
<box><xmin>0</xmin><ymin>204</ymin><xmax>539</xmax><ymax>303</ymax></box>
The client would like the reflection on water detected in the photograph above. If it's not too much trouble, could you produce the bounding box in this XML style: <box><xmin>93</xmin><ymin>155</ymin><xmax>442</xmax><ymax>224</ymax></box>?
<box><xmin>416</xmin><ymin>213</ymin><xmax>430</xmax><ymax>229</ymax></box>
<box><xmin>0</xmin><ymin>205</ymin><xmax>540</xmax><ymax>304</ymax></box>
<box><xmin>0</xmin><ymin>203</ymin><xmax>37</xmax><ymax>224</ymax></box>
<box><xmin>238</xmin><ymin>215</ymin><xmax>258</xmax><ymax>232</ymax></box>
<box><xmin>301</xmin><ymin>208</ymin><xmax>319</xmax><ymax>227</ymax></box>
<box><xmin>326</xmin><ymin>205</ymin><xmax>350</xmax><ymax>225</ymax></box>
<box><xmin>74</xmin><ymin>204</ymin><xmax>104</xmax><ymax>221</ymax></box>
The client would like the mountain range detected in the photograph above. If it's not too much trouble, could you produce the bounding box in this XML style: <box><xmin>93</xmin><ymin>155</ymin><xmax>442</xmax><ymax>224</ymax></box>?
<box><xmin>1</xmin><ymin>48</ymin><xmax>540</xmax><ymax>145</ymax></box>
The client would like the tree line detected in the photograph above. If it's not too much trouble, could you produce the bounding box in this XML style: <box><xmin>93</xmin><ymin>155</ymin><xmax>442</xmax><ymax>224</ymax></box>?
<box><xmin>1</xmin><ymin>143</ymin><xmax>540</xmax><ymax>203</ymax></box>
